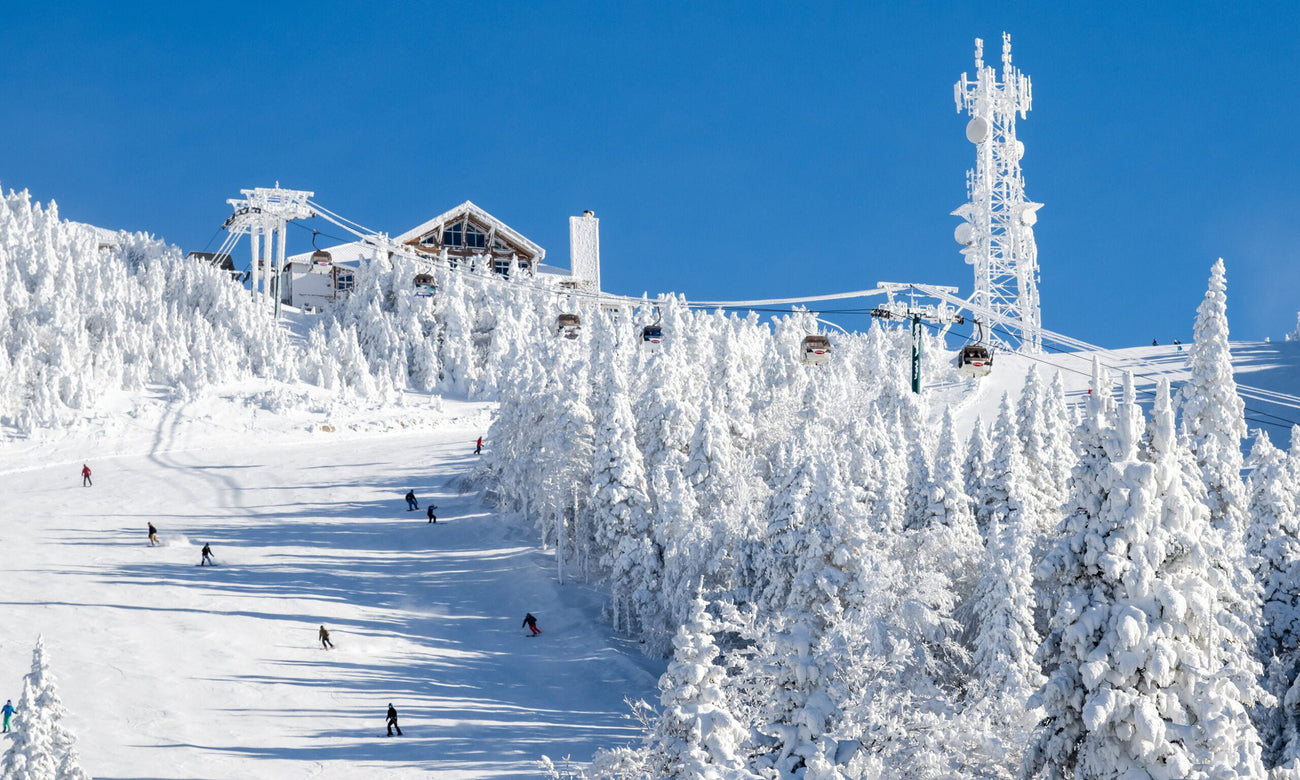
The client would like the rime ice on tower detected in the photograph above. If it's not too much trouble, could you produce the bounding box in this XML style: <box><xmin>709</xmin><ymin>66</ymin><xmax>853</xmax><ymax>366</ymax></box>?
<box><xmin>953</xmin><ymin>33</ymin><xmax>1043</xmax><ymax>353</ymax></box>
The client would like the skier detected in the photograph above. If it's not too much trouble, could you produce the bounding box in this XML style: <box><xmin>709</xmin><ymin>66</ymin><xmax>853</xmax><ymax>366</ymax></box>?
<box><xmin>1</xmin><ymin>699</ymin><xmax>13</xmax><ymax>732</ymax></box>
<box><xmin>474</xmin><ymin>437</ymin><xmax>483</xmax><ymax>455</ymax></box>
<box><xmin>81</xmin><ymin>464</ymin><xmax>92</xmax><ymax>487</ymax></box>
<box><xmin>427</xmin><ymin>504</ymin><xmax>438</xmax><ymax>524</ymax></box>
<box><xmin>405</xmin><ymin>490</ymin><xmax>419</xmax><ymax>512</ymax></box>
<box><xmin>522</xmin><ymin>612</ymin><xmax>542</xmax><ymax>636</ymax></box>
<box><xmin>319</xmin><ymin>625</ymin><xmax>334</xmax><ymax>650</ymax></box>
<box><xmin>200</xmin><ymin>543</ymin><xmax>214</xmax><ymax>566</ymax></box>
<box><xmin>386</xmin><ymin>703</ymin><xmax>402</xmax><ymax>736</ymax></box>
<box><xmin>1152</xmin><ymin>338</ymin><xmax>1159</xmax><ymax>346</ymax></box>
<box><xmin>1174</xmin><ymin>337</ymin><xmax>1183</xmax><ymax>351</ymax></box>
<box><xmin>148</xmin><ymin>522</ymin><xmax>159</xmax><ymax>547</ymax></box>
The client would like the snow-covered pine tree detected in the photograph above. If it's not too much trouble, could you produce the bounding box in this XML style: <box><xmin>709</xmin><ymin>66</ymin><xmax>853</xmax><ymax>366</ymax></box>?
<box><xmin>1245</xmin><ymin>431</ymin><xmax>1300</xmax><ymax>767</ymax></box>
<box><xmin>1027</xmin><ymin>376</ymin><xmax>1265</xmax><ymax>779</ymax></box>
<box><xmin>0</xmin><ymin>637</ymin><xmax>92</xmax><ymax>780</ymax></box>
<box><xmin>964</xmin><ymin>416</ymin><xmax>995</xmax><ymax>543</ymax></box>
<box><xmin>1177</xmin><ymin>259</ymin><xmax>1248</xmax><ymax>542</ymax></box>
<box><xmin>587</xmin><ymin>337</ymin><xmax>661</xmax><ymax>640</ymax></box>
<box><xmin>642</xmin><ymin>595</ymin><xmax>757</xmax><ymax>779</ymax></box>
<box><xmin>969</xmin><ymin>400</ymin><xmax>1043</xmax><ymax>716</ymax></box>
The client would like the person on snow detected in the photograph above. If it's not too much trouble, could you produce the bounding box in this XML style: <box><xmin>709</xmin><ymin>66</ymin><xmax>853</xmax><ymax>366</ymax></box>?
<box><xmin>81</xmin><ymin>464</ymin><xmax>92</xmax><ymax>487</ymax></box>
<box><xmin>405</xmin><ymin>490</ymin><xmax>419</xmax><ymax>512</ymax></box>
<box><xmin>200</xmin><ymin>543</ymin><xmax>214</xmax><ymax>566</ymax></box>
<box><xmin>319</xmin><ymin>625</ymin><xmax>334</xmax><ymax>650</ymax></box>
<box><xmin>148</xmin><ymin>522</ymin><xmax>159</xmax><ymax>547</ymax></box>
<box><xmin>1</xmin><ymin>699</ymin><xmax>13</xmax><ymax>732</ymax></box>
<box><xmin>522</xmin><ymin>612</ymin><xmax>541</xmax><ymax>635</ymax></box>
<box><xmin>474</xmin><ymin>437</ymin><xmax>483</xmax><ymax>455</ymax></box>
<box><xmin>386</xmin><ymin>703</ymin><xmax>402</xmax><ymax>736</ymax></box>
<box><xmin>427</xmin><ymin>504</ymin><xmax>438</xmax><ymax>524</ymax></box>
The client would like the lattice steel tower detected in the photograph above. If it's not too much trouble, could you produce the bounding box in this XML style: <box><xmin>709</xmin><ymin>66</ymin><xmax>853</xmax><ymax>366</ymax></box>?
<box><xmin>952</xmin><ymin>33</ymin><xmax>1042</xmax><ymax>353</ymax></box>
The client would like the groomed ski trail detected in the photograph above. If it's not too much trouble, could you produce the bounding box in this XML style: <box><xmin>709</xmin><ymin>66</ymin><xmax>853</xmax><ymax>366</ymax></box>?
<box><xmin>0</xmin><ymin>418</ymin><xmax>660</xmax><ymax>779</ymax></box>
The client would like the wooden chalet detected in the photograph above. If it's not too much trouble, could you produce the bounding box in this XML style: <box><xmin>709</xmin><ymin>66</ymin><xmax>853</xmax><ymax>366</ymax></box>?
<box><xmin>394</xmin><ymin>201</ymin><xmax>545</xmax><ymax>278</ymax></box>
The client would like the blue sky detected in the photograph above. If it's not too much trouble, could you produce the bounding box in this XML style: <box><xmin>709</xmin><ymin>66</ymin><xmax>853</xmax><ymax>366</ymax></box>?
<box><xmin>3</xmin><ymin>1</ymin><xmax>1298</xmax><ymax>347</ymax></box>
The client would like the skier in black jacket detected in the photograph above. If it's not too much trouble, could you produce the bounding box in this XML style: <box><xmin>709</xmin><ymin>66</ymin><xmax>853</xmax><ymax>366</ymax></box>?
<box><xmin>386</xmin><ymin>704</ymin><xmax>402</xmax><ymax>736</ymax></box>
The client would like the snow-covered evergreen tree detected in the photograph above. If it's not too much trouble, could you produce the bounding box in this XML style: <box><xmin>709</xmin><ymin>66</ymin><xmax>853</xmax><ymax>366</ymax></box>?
<box><xmin>0</xmin><ymin>637</ymin><xmax>92</xmax><ymax>780</ymax></box>
<box><xmin>644</xmin><ymin>596</ymin><xmax>756</xmax><ymax>779</ymax></box>
<box><xmin>1028</xmin><ymin>376</ymin><xmax>1264</xmax><ymax>779</ymax></box>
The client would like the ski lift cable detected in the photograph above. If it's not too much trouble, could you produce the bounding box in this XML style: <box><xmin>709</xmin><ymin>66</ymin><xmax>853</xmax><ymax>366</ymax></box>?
<box><xmin>927</xmin><ymin>319</ymin><xmax>1300</xmax><ymax>431</ymax></box>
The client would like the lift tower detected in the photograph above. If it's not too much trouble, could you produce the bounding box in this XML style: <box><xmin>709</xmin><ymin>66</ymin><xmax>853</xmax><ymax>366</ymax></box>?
<box><xmin>223</xmin><ymin>185</ymin><xmax>314</xmax><ymax>316</ymax></box>
<box><xmin>952</xmin><ymin>33</ymin><xmax>1042</xmax><ymax>353</ymax></box>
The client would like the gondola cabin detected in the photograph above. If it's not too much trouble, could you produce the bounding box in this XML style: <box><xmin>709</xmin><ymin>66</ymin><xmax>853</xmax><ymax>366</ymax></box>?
<box><xmin>557</xmin><ymin>313</ymin><xmax>581</xmax><ymax>340</ymax></box>
<box><xmin>641</xmin><ymin>324</ymin><xmax>663</xmax><ymax>348</ymax></box>
<box><xmin>801</xmin><ymin>335</ymin><xmax>831</xmax><ymax>365</ymax></box>
<box><xmin>310</xmin><ymin>249</ymin><xmax>333</xmax><ymax>273</ymax></box>
<box><xmin>956</xmin><ymin>345</ymin><xmax>993</xmax><ymax>377</ymax></box>
<box><xmin>413</xmin><ymin>273</ymin><xmax>436</xmax><ymax>298</ymax></box>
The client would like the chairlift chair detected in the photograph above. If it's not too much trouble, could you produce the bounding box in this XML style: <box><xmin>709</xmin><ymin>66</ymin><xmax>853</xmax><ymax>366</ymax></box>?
<box><xmin>640</xmin><ymin>324</ymin><xmax>663</xmax><ymax>349</ymax></box>
<box><xmin>557</xmin><ymin>313</ymin><xmax>581</xmax><ymax>340</ymax></box>
<box><xmin>801</xmin><ymin>335</ymin><xmax>831</xmax><ymax>365</ymax></box>
<box><xmin>413</xmin><ymin>273</ymin><xmax>436</xmax><ymax>298</ymax></box>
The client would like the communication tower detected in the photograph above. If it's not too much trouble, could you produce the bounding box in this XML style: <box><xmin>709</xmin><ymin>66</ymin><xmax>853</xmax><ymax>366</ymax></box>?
<box><xmin>953</xmin><ymin>33</ymin><xmax>1042</xmax><ymax>353</ymax></box>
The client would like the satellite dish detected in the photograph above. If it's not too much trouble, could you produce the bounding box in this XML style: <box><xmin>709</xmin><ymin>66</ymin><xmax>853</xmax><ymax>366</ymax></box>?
<box><xmin>954</xmin><ymin>222</ymin><xmax>975</xmax><ymax>245</ymax></box>
<box><xmin>1012</xmin><ymin>139</ymin><xmax>1025</xmax><ymax>160</ymax></box>
<box><xmin>966</xmin><ymin>116</ymin><xmax>990</xmax><ymax>144</ymax></box>
<box><xmin>1020</xmin><ymin>208</ymin><xmax>1037</xmax><ymax>227</ymax></box>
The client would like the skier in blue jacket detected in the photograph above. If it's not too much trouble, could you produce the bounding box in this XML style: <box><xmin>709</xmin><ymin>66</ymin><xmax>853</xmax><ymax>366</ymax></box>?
<box><xmin>2</xmin><ymin>699</ymin><xmax>14</xmax><ymax>732</ymax></box>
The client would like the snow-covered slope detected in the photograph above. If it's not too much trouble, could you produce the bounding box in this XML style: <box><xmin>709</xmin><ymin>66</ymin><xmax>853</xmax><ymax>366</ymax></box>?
<box><xmin>0</xmin><ymin>402</ymin><xmax>661</xmax><ymax>779</ymax></box>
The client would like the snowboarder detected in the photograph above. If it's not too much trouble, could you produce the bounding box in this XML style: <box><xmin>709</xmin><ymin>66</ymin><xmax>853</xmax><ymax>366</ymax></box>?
<box><xmin>386</xmin><ymin>703</ymin><xmax>402</xmax><ymax>736</ymax></box>
<box><xmin>427</xmin><ymin>504</ymin><xmax>438</xmax><ymax>524</ymax></box>
<box><xmin>319</xmin><ymin>625</ymin><xmax>333</xmax><ymax>650</ymax></box>
<box><xmin>81</xmin><ymin>464</ymin><xmax>92</xmax><ymax>487</ymax></box>
<box><xmin>522</xmin><ymin>612</ymin><xmax>541</xmax><ymax>635</ymax></box>
<box><xmin>405</xmin><ymin>490</ymin><xmax>419</xmax><ymax>511</ymax></box>
<box><xmin>474</xmin><ymin>437</ymin><xmax>483</xmax><ymax>455</ymax></box>
<box><xmin>1</xmin><ymin>699</ymin><xmax>13</xmax><ymax>732</ymax></box>
<box><xmin>148</xmin><ymin>522</ymin><xmax>158</xmax><ymax>547</ymax></box>
<box><xmin>200</xmin><ymin>543</ymin><xmax>214</xmax><ymax>566</ymax></box>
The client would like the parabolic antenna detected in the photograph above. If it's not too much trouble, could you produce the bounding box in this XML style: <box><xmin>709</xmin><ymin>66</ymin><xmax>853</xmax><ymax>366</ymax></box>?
<box><xmin>966</xmin><ymin>116</ymin><xmax>990</xmax><ymax>144</ymax></box>
<box><xmin>1012</xmin><ymin>139</ymin><xmax>1025</xmax><ymax>160</ymax></box>
<box><xmin>954</xmin><ymin>222</ymin><xmax>975</xmax><ymax>245</ymax></box>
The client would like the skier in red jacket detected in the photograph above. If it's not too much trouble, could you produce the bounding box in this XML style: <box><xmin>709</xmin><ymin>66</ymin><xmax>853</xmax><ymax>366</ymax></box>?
<box><xmin>82</xmin><ymin>464</ymin><xmax>92</xmax><ymax>487</ymax></box>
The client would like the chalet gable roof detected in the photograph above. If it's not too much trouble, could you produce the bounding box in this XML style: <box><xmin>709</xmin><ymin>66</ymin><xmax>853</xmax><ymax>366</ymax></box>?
<box><xmin>395</xmin><ymin>200</ymin><xmax>545</xmax><ymax>261</ymax></box>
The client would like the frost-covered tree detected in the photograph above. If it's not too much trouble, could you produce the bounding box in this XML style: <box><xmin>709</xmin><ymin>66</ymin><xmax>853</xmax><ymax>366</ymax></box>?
<box><xmin>969</xmin><ymin>401</ymin><xmax>1042</xmax><ymax>714</ymax></box>
<box><xmin>1028</xmin><ymin>376</ymin><xmax>1264</xmax><ymax>779</ymax></box>
<box><xmin>643</xmin><ymin>596</ymin><xmax>757</xmax><ymax>779</ymax></box>
<box><xmin>0</xmin><ymin>637</ymin><xmax>92</xmax><ymax>780</ymax></box>
<box><xmin>587</xmin><ymin>341</ymin><xmax>661</xmax><ymax>638</ymax></box>
<box><xmin>1245</xmin><ymin>431</ymin><xmax>1300</xmax><ymax>767</ymax></box>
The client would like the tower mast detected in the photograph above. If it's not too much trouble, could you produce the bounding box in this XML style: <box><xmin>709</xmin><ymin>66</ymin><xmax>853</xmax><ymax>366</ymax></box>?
<box><xmin>953</xmin><ymin>33</ymin><xmax>1042</xmax><ymax>353</ymax></box>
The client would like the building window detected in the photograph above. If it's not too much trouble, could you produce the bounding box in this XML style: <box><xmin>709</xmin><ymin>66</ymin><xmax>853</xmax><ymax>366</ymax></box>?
<box><xmin>492</xmin><ymin>239</ymin><xmax>509</xmax><ymax>252</ymax></box>
<box><xmin>336</xmin><ymin>271</ymin><xmax>354</xmax><ymax>292</ymax></box>
<box><xmin>466</xmin><ymin>224</ymin><xmax>486</xmax><ymax>249</ymax></box>
<box><xmin>493</xmin><ymin>258</ymin><xmax>511</xmax><ymax>277</ymax></box>
<box><xmin>442</xmin><ymin>223</ymin><xmax>463</xmax><ymax>247</ymax></box>
<box><xmin>419</xmin><ymin>234</ymin><xmax>438</xmax><ymax>247</ymax></box>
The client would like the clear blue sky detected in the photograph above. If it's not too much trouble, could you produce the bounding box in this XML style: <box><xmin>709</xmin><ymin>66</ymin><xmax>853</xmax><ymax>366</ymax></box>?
<box><xmin>3</xmin><ymin>1</ymin><xmax>1297</xmax><ymax>347</ymax></box>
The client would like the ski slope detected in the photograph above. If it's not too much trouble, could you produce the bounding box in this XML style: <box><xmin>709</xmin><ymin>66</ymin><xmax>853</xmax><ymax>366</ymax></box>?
<box><xmin>0</xmin><ymin>398</ymin><xmax>661</xmax><ymax>780</ymax></box>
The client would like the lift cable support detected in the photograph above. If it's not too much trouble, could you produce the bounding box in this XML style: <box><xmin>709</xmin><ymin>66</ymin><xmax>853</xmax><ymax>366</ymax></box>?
<box><xmin>953</xmin><ymin>33</ymin><xmax>1042</xmax><ymax>354</ymax></box>
<box><xmin>220</xmin><ymin>185</ymin><xmax>315</xmax><ymax>318</ymax></box>
<box><xmin>869</xmin><ymin>284</ymin><xmax>965</xmax><ymax>394</ymax></box>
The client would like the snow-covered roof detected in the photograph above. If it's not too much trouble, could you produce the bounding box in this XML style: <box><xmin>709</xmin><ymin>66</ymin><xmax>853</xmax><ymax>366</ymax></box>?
<box><xmin>286</xmin><ymin>240</ymin><xmax>373</xmax><ymax>267</ymax></box>
<box><xmin>69</xmin><ymin>221</ymin><xmax>121</xmax><ymax>250</ymax></box>
<box><xmin>394</xmin><ymin>201</ymin><xmax>545</xmax><ymax>261</ymax></box>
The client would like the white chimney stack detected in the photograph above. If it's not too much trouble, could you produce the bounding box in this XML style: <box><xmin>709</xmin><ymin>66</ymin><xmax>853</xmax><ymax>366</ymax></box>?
<box><xmin>569</xmin><ymin>210</ymin><xmax>601</xmax><ymax>293</ymax></box>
